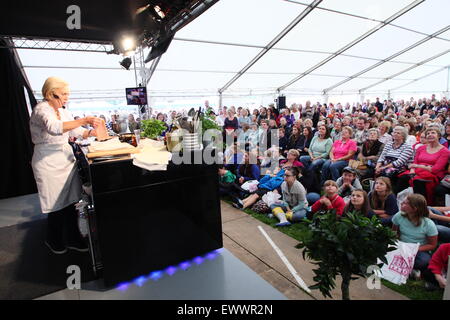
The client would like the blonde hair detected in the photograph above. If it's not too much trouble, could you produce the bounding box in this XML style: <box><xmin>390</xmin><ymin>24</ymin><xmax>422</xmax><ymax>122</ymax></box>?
<box><xmin>42</xmin><ymin>77</ymin><xmax>69</xmax><ymax>100</ymax></box>
<box><xmin>379</xmin><ymin>121</ymin><xmax>391</xmax><ymax>130</ymax></box>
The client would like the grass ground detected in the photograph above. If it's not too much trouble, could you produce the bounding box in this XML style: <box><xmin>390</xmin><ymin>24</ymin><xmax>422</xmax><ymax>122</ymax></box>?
<box><xmin>223</xmin><ymin>198</ymin><xmax>445</xmax><ymax>300</ymax></box>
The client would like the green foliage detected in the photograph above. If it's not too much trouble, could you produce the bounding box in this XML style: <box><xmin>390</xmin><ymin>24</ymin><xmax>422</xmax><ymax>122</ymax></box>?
<box><xmin>140</xmin><ymin>119</ymin><xmax>167</xmax><ymax>139</ymax></box>
<box><xmin>200</xmin><ymin>115</ymin><xmax>221</xmax><ymax>134</ymax></box>
<box><xmin>295</xmin><ymin>211</ymin><xmax>397</xmax><ymax>299</ymax></box>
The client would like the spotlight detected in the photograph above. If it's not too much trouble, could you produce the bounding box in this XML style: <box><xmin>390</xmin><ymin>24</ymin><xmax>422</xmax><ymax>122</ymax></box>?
<box><xmin>121</xmin><ymin>36</ymin><xmax>137</xmax><ymax>55</ymax></box>
<box><xmin>119</xmin><ymin>57</ymin><xmax>132</xmax><ymax>70</ymax></box>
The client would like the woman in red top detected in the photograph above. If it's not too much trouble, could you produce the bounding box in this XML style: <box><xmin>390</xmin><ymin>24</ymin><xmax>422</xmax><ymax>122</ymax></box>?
<box><xmin>409</xmin><ymin>127</ymin><xmax>450</xmax><ymax>205</ymax></box>
<box><xmin>280</xmin><ymin>149</ymin><xmax>303</xmax><ymax>169</ymax></box>
<box><xmin>311</xmin><ymin>180</ymin><xmax>345</xmax><ymax>216</ymax></box>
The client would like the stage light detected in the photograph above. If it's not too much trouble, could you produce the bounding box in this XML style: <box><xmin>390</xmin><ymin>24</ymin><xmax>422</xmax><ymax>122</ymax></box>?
<box><xmin>154</xmin><ymin>5</ymin><xmax>166</xmax><ymax>19</ymax></box>
<box><xmin>119</xmin><ymin>57</ymin><xmax>132</xmax><ymax>70</ymax></box>
<box><xmin>121</xmin><ymin>36</ymin><xmax>136</xmax><ymax>54</ymax></box>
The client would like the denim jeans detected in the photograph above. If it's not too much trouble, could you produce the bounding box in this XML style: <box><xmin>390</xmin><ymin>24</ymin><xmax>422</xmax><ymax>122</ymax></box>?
<box><xmin>306</xmin><ymin>192</ymin><xmax>321</xmax><ymax>206</ymax></box>
<box><xmin>299</xmin><ymin>156</ymin><xmax>326</xmax><ymax>172</ymax></box>
<box><xmin>270</xmin><ymin>203</ymin><xmax>307</xmax><ymax>222</ymax></box>
<box><xmin>414</xmin><ymin>251</ymin><xmax>432</xmax><ymax>272</ymax></box>
<box><xmin>429</xmin><ymin>207</ymin><xmax>450</xmax><ymax>243</ymax></box>
<box><xmin>321</xmin><ymin>160</ymin><xmax>349</xmax><ymax>183</ymax></box>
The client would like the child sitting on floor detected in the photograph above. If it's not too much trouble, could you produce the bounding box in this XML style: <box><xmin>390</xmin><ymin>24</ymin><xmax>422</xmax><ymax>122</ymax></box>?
<box><xmin>311</xmin><ymin>180</ymin><xmax>346</xmax><ymax>216</ymax></box>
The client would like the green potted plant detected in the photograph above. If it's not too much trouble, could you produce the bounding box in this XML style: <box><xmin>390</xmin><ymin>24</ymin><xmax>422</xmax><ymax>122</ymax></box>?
<box><xmin>140</xmin><ymin>119</ymin><xmax>167</xmax><ymax>140</ymax></box>
<box><xmin>296</xmin><ymin>211</ymin><xmax>397</xmax><ymax>300</ymax></box>
<box><xmin>200</xmin><ymin>114</ymin><xmax>223</xmax><ymax>149</ymax></box>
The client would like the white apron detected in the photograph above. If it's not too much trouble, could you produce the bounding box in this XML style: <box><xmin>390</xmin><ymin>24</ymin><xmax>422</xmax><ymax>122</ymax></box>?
<box><xmin>32</xmin><ymin>143</ymin><xmax>81</xmax><ymax>213</ymax></box>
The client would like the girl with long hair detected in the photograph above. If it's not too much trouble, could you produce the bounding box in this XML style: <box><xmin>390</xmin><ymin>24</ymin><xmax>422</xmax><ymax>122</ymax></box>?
<box><xmin>392</xmin><ymin>194</ymin><xmax>438</xmax><ymax>273</ymax></box>
<box><xmin>368</xmin><ymin>177</ymin><xmax>398</xmax><ymax>226</ymax></box>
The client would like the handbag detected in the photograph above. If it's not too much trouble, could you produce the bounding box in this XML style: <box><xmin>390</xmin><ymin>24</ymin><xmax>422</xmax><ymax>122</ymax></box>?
<box><xmin>349</xmin><ymin>159</ymin><xmax>367</xmax><ymax>170</ymax></box>
<box><xmin>441</xmin><ymin>174</ymin><xmax>450</xmax><ymax>188</ymax></box>
<box><xmin>251</xmin><ymin>200</ymin><xmax>271</xmax><ymax>214</ymax></box>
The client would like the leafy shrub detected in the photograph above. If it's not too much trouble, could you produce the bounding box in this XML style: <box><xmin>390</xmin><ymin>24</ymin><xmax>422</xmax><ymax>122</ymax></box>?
<box><xmin>140</xmin><ymin>119</ymin><xmax>167</xmax><ymax>139</ymax></box>
<box><xmin>296</xmin><ymin>211</ymin><xmax>397</xmax><ymax>299</ymax></box>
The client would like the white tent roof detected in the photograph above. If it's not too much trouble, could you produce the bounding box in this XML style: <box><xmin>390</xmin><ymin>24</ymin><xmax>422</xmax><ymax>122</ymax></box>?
<box><xmin>15</xmin><ymin>0</ymin><xmax>450</xmax><ymax>106</ymax></box>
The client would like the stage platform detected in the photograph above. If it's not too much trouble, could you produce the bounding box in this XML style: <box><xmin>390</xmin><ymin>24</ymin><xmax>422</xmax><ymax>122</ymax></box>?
<box><xmin>0</xmin><ymin>193</ymin><xmax>286</xmax><ymax>300</ymax></box>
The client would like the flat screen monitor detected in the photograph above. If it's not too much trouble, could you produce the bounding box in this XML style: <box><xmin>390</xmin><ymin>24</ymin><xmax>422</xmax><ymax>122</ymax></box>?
<box><xmin>126</xmin><ymin>87</ymin><xmax>147</xmax><ymax>105</ymax></box>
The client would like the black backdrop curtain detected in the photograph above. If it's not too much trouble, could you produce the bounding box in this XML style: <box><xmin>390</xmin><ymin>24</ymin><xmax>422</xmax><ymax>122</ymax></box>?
<box><xmin>0</xmin><ymin>38</ymin><xmax>37</xmax><ymax>199</ymax></box>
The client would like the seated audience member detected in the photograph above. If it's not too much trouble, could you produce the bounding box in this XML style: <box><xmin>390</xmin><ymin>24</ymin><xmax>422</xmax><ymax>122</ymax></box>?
<box><xmin>442</xmin><ymin>122</ymin><xmax>450</xmax><ymax>150</ymax></box>
<box><xmin>375</xmin><ymin>126</ymin><xmax>414</xmax><ymax>192</ymax></box>
<box><xmin>248</xmin><ymin>123</ymin><xmax>260</xmax><ymax>150</ymax></box>
<box><xmin>270</xmin><ymin>167</ymin><xmax>308</xmax><ymax>226</ymax></box>
<box><xmin>368</xmin><ymin>177</ymin><xmax>399</xmax><ymax>226</ymax></box>
<box><xmin>428</xmin><ymin>206</ymin><xmax>450</xmax><ymax>243</ymax></box>
<box><xmin>354</xmin><ymin>117</ymin><xmax>369</xmax><ymax>147</ymax></box>
<box><xmin>299</xmin><ymin>124</ymin><xmax>332</xmax><ymax>173</ymax></box>
<box><xmin>238</xmin><ymin>109</ymin><xmax>251</xmax><ymax>128</ymax></box>
<box><xmin>236</xmin><ymin>152</ymin><xmax>261</xmax><ymax>184</ymax></box>
<box><xmin>285</xmin><ymin>126</ymin><xmax>302</xmax><ymax>157</ymax></box>
<box><xmin>223</xmin><ymin>110</ymin><xmax>239</xmax><ymax>145</ymax></box>
<box><xmin>297</xmin><ymin>127</ymin><xmax>313</xmax><ymax>157</ymax></box>
<box><xmin>407</xmin><ymin>127</ymin><xmax>450</xmax><ymax>205</ymax></box>
<box><xmin>321</xmin><ymin>126</ymin><xmax>357</xmax><ymax>183</ymax></box>
<box><xmin>434</xmin><ymin>162</ymin><xmax>450</xmax><ymax>206</ymax></box>
<box><xmin>356</xmin><ymin>128</ymin><xmax>384</xmax><ymax>178</ymax></box>
<box><xmin>296</xmin><ymin>166</ymin><xmax>321</xmax><ymax>206</ymax></box>
<box><xmin>280</xmin><ymin>149</ymin><xmax>303</xmax><ymax>169</ymax></box>
<box><xmin>423</xmin><ymin>243</ymin><xmax>449</xmax><ymax>290</ymax></box>
<box><xmin>392</xmin><ymin>194</ymin><xmax>438</xmax><ymax>274</ymax></box>
<box><xmin>258</xmin><ymin>120</ymin><xmax>273</xmax><ymax>152</ymax></box>
<box><xmin>224</xmin><ymin>142</ymin><xmax>244</xmax><ymax>175</ymax></box>
<box><xmin>233</xmin><ymin>168</ymin><xmax>285</xmax><ymax>210</ymax></box>
<box><xmin>278</xmin><ymin>117</ymin><xmax>292</xmax><ymax>137</ymax></box>
<box><xmin>281</xmin><ymin>108</ymin><xmax>295</xmax><ymax>127</ymax></box>
<box><xmin>404</xmin><ymin>119</ymin><xmax>417</xmax><ymax>146</ymax></box>
<box><xmin>330</xmin><ymin>119</ymin><xmax>343</xmax><ymax>142</ymax></box>
<box><xmin>413</xmin><ymin>129</ymin><xmax>427</xmax><ymax>151</ymax></box>
<box><xmin>336</xmin><ymin>167</ymin><xmax>363</xmax><ymax>203</ymax></box>
<box><xmin>343</xmin><ymin>189</ymin><xmax>374</xmax><ymax>217</ymax></box>
<box><xmin>237</xmin><ymin>123</ymin><xmax>250</xmax><ymax>150</ymax></box>
<box><xmin>311</xmin><ymin>180</ymin><xmax>346</xmax><ymax>216</ymax></box>
<box><xmin>278</xmin><ymin>128</ymin><xmax>289</xmax><ymax>155</ymax></box>
<box><xmin>378</xmin><ymin>121</ymin><xmax>393</xmax><ymax>145</ymax></box>
<box><xmin>218</xmin><ymin>165</ymin><xmax>237</xmax><ymax>196</ymax></box>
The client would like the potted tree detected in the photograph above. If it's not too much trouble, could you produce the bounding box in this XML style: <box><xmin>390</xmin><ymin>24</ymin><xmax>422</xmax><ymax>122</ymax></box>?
<box><xmin>296</xmin><ymin>211</ymin><xmax>397</xmax><ymax>300</ymax></box>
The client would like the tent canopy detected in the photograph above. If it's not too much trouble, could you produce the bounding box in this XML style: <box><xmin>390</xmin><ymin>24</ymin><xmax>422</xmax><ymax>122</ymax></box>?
<box><xmin>11</xmin><ymin>0</ymin><xmax>450</xmax><ymax>105</ymax></box>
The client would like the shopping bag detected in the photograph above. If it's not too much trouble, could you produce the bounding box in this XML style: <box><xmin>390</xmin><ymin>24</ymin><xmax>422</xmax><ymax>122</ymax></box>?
<box><xmin>241</xmin><ymin>180</ymin><xmax>259</xmax><ymax>193</ymax></box>
<box><xmin>262</xmin><ymin>191</ymin><xmax>281</xmax><ymax>207</ymax></box>
<box><xmin>378</xmin><ymin>241</ymin><xmax>419</xmax><ymax>285</ymax></box>
<box><xmin>397</xmin><ymin>187</ymin><xmax>413</xmax><ymax>209</ymax></box>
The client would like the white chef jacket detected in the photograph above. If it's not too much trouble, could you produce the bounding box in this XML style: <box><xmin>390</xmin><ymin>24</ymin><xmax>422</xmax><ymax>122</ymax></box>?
<box><xmin>30</xmin><ymin>101</ymin><xmax>85</xmax><ymax>213</ymax></box>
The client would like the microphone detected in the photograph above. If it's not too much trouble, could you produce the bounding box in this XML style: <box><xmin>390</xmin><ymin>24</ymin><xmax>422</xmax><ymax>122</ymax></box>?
<box><xmin>53</xmin><ymin>94</ymin><xmax>65</xmax><ymax>109</ymax></box>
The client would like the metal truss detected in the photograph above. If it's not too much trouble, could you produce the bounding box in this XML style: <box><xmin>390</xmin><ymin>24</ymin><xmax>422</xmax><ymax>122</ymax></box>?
<box><xmin>218</xmin><ymin>0</ymin><xmax>323</xmax><ymax>94</ymax></box>
<box><xmin>2</xmin><ymin>37</ymin><xmax>113</xmax><ymax>53</ymax></box>
<box><xmin>276</xmin><ymin>0</ymin><xmax>424</xmax><ymax>92</ymax></box>
<box><xmin>389</xmin><ymin>65</ymin><xmax>450</xmax><ymax>92</ymax></box>
<box><xmin>323</xmin><ymin>25</ymin><xmax>450</xmax><ymax>94</ymax></box>
<box><xmin>359</xmin><ymin>48</ymin><xmax>450</xmax><ymax>93</ymax></box>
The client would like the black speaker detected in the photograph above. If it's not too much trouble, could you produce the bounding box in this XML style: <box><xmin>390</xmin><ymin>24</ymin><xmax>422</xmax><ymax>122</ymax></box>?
<box><xmin>277</xmin><ymin>96</ymin><xmax>286</xmax><ymax>110</ymax></box>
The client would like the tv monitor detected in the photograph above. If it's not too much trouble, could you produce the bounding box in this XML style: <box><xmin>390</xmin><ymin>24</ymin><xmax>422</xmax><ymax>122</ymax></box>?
<box><xmin>126</xmin><ymin>87</ymin><xmax>148</xmax><ymax>105</ymax></box>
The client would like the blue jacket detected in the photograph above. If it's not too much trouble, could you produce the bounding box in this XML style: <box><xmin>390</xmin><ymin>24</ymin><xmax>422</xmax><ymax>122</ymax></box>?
<box><xmin>258</xmin><ymin>169</ymin><xmax>285</xmax><ymax>190</ymax></box>
<box><xmin>236</xmin><ymin>164</ymin><xmax>261</xmax><ymax>182</ymax></box>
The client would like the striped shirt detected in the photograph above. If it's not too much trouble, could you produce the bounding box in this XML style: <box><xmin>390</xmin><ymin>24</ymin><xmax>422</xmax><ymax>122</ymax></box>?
<box><xmin>377</xmin><ymin>141</ymin><xmax>414</xmax><ymax>168</ymax></box>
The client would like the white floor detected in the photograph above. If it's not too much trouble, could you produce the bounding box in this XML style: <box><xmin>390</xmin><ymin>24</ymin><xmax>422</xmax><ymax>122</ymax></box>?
<box><xmin>36</xmin><ymin>249</ymin><xmax>287</xmax><ymax>300</ymax></box>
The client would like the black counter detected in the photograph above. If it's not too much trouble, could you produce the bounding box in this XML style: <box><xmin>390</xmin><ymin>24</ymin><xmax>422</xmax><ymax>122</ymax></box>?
<box><xmin>87</xmin><ymin>152</ymin><xmax>223</xmax><ymax>287</ymax></box>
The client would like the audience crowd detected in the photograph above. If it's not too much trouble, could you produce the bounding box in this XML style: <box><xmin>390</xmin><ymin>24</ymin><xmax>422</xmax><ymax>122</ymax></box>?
<box><xmin>87</xmin><ymin>96</ymin><xmax>450</xmax><ymax>291</ymax></box>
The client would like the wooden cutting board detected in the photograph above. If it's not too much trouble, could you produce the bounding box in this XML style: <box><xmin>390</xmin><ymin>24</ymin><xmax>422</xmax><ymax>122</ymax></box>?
<box><xmin>86</xmin><ymin>147</ymin><xmax>140</xmax><ymax>159</ymax></box>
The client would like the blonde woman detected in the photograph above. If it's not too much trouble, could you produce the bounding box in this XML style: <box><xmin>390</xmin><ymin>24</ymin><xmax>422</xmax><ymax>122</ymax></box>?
<box><xmin>378</xmin><ymin>121</ymin><xmax>393</xmax><ymax>145</ymax></box>
<box><xmin>30</xmin><ymin>77</ymin><xmax>102</xmax><ymax>254</ymax></box>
